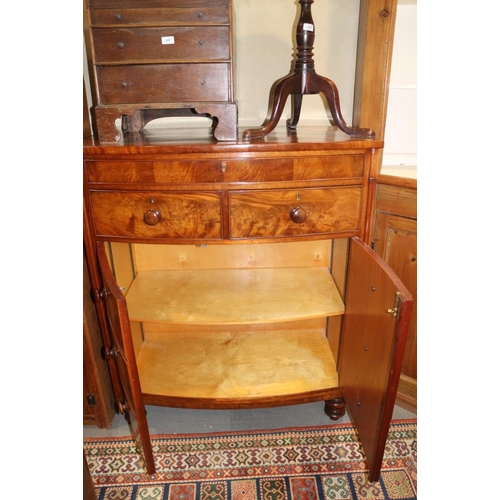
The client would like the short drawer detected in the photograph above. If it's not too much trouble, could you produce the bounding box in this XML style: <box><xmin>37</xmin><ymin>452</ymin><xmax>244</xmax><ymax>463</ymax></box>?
<box><xmin>90</xmin><ymin>191</ymin><xmax>222</xmax><ymax>239</ymax></box>
<box><xmin>92</xmin><ymin>27</ymin><xmax>230</xmax><ymax>64</ymax></box>
<box><xmin>89</xmin><ymin>1</ymin><xmax>229</xmax><ymax>26</ymax></box>
<box><xmin>97</xmin><ymin>63</ymin><xmax>230</xmax><ymax>104</ymax></box>
<box><xmin>229</xmin><ymin>187</ymin><xmax>363</xmax><ymax>239</ymax></box>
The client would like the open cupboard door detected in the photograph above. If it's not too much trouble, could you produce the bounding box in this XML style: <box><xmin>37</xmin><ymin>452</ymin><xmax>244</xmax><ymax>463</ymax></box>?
<box><xmin>339</xmin><ymin>237</ymin><xmax>413</xmax><ymax>483</ymax></box>
<box><xmin>96</xmin><ymin>241</ymin><xmax>156</xmax><ymax>474</ymax></box>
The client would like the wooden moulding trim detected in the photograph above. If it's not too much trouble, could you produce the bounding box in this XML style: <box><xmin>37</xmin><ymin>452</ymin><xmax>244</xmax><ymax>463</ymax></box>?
<box><xmin>378</xmin><ymin>174</ymin><xmax>417</xmax><ymax>190</ymax></box>
<box><xmin>142</xmin><ymin>388</ymin><xmax>343</xmax><ymax>410</ymax></box>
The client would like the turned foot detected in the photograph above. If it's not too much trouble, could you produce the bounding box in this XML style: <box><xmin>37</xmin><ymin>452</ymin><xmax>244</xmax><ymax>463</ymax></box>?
<box><xmin>324</xmin><ymin>397</ymin><xmax>346</xmax><ymax>420</ymax></box>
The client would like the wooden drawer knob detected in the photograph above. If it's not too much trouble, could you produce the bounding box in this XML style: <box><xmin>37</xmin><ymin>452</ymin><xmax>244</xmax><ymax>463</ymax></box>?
<box><xmin>290</xmin><ymin>206</ymin><xmax>307</xmax><ymax>223</ymax></box>
<box><xmin>143</xmin><ymin>209</ymin><xmax>161</xmax><ymax>226</ymax></box>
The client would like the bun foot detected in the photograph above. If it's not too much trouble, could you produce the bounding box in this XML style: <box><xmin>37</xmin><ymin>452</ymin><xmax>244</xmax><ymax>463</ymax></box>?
<box><xmin>324</xmin><ymin>397</ymin><xmax>346</xmax><ymax>420</ymax></box>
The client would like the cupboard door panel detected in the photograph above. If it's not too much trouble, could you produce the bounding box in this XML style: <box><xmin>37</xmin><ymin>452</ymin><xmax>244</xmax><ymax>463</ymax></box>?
<box><xmin>97</xmin><ymin>242</ymin><xmax>155</xmax><ymax>474</ymax></box>
<box><xmin>338</xmin><ymin>237</ymin><xmax>412</xmax><ymax>482</ymax></box>
<box><xmin>373</xmin><ymin>214</ymin><xmax>417</xmax><ymax>381</ymax></box>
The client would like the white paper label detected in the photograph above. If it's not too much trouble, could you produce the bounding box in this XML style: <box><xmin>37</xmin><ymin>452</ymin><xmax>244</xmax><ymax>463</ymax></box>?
<box><xmin>161</xmin><ymin>36</ymin><xmax>175</xmax><ymax>45</ymax></box>
<box><xmin>303</xmin><ymin>23</ymin><xmax>314</xmax><ymax>32</ymax></box>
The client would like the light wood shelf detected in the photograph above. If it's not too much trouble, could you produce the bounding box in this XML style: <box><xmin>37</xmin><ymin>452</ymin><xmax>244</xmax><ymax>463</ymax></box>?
<box><xmin>137</xmin><ymin>329</ymin><xmax>339</xmax><ymax>402</ymax></box>
<box><xmin>126</xmin><ymin>267</ymin><xmax>344</xmax><ymax>325</ymax></box>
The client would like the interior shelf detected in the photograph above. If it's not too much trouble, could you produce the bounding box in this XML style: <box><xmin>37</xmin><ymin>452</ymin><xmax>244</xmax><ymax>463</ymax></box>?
<box><xmin>126</xmin><ymin>267</ymin><xmax>344</xmax><ymax>325</ymax></box>
<box><xmin>137</xmin><ymin>329</ymin><xmax>339</xmax><ymax>404</ymax></box>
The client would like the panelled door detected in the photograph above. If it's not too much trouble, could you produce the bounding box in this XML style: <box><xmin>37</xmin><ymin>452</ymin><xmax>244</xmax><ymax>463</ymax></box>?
<box><xmin>96</xmin><ymin>241</ymin><xmax>155</xmax><ymax>474</ymax></box>
<box><xmin>339</xmin><ymin>237</ymin><xmax>413</xmax><ymax>482</ymax></box>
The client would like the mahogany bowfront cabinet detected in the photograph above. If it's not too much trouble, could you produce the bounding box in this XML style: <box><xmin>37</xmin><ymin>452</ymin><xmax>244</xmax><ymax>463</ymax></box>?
<box><xmin>83</xmin><ymin>127</ymin><xmax>412</xmax><ymax>482</ymax></box>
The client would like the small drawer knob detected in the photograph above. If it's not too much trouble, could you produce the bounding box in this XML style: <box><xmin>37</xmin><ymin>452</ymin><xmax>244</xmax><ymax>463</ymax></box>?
<box><xmin>143</xmin><ymin>209</ymin><xmax>161</xmax><ymax>226</ymax></box>
<box><xmin>290</xmin><ymin>206</ymin><xmax>307</xmax><ymax>223</ymax></box>
<box><xmin>114</xmin><ymin>12</ymin><xmax>122</xmax><ymax>20</ymax></box>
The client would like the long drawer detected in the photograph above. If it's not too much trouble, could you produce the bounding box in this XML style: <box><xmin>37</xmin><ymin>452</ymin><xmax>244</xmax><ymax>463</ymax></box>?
<box><xmin>90</xmin><ymin>190</ymin><xmax>222</xmax><ymax>239</ymax></box>
<box><xmin>229</xmin><ymin>187</ymin><xmax>363</xmax><ymax>239</ymax></box>
<box><xmin>96</xmin><ymin>63</ymin><xmax>230</xmax><ymax>104</ymax></box>
<box><xmin>88</xmin><ymin>0</ymin><xmax>229</xmax><ymax>26</ymax></box>
<box><xmin>85</xmin><ymin>155</ymin><xmax>365</xmax><ymax>185</ymax></box>
<box><xmin>92</xmin><ymin>27</ymin><xmax>230</xmax><ymax>64</ymax></box>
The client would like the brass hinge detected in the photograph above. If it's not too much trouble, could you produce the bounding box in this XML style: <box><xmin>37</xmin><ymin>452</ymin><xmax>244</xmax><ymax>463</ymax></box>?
<box><xmin>86</xmin><ymin>393</ymin><xmax>96</xmax><ymax>406</ymax></box>
<box><xmin>387</xmin><ymin>292</ymin><xmax>401</xmax><ymax>318</ymax></box>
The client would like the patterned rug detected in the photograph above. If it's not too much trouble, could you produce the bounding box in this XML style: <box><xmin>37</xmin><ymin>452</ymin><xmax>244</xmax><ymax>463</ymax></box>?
<box><xmin>84</xmin><ymin>419</ymin><xmax>416</xmax><ymax>500</ymax></box>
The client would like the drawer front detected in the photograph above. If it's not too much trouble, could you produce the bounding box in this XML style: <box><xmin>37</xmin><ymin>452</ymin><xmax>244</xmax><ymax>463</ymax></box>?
<box><xmin>85</xmin><ymin>155</ymin><xmax>365</xmax><ymax>185</ymax></box>
<box><xmin>97</xmin><ymin>64</ymin><xmax>230</xmax><ymax>104</ymax></box>
<box><xmin>85</xmin><ymin>160</ymin><xmax>225</xmax><ymax>184</ymax></box>
<box><xmin>89</xmin><ymin>2</ymin><xmax>229</xmax><ymax>26</ymax></box>
<box><xmin>92</xmin><ymin>27</ymin><xmax>230</xmax><ymax>64</ymax></box>
<box><xmin>229</xmin><ymin>187</ymin><xmax>363</xmax><ymax>239</ymax></box>
<box><xmin>90</xmin><ymin>191</ymin><xmax>222</xmax><ymax>239</ymax></box>
<box><xmin>221</xmin><ymin>155</ymin><xmax>365</xmax><ymax>182</ymax></box>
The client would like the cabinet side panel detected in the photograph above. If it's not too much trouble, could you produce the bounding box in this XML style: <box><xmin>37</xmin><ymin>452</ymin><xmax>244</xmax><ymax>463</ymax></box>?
<box><xmin>327</xmin><ymin>238</ymin><xmax>349</xmax><ymax>364</ymax></box>
<box><xmin>331</xmin><ymin>238</ymin><xmax>349</xmax><ymax>299</ymax></box>
<box><xmin>83</xmin><ymin>252</ymin><xmax>115</xmax><ymax>428</ymax></box>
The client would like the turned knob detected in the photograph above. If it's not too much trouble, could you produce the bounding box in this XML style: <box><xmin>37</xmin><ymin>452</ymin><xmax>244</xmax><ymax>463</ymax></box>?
<box><xmin>290</xmin><ymin>206</ymin><xmax>307</xmax><ymax>223</ymax></box>
<box><xmin>143</xmin><ymin>209</ymin><xmax>161</xmax><ymax>226</ymax></box>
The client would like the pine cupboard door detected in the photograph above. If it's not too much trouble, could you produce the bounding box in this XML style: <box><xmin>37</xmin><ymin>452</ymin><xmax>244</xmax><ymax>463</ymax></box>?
<box><xmin>96</xmin><ymin>242</ymin><xmax>155</xmax><ymax>474</ymax></box>
<box><xmin>339</xmin><ymin>237</ymin><xmax>413</xmax><ymax>483</ymax></box>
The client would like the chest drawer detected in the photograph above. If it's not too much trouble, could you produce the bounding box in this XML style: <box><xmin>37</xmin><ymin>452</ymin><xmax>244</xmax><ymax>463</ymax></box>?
<box><xmin>88</xmin><ymin>1</ymin><xmax>229</xmax><ymax>26</ymax></box>
<box><xmin>90</xmin><ymin>191</ymin><xmax>222</xmax><ymax>240</ymax></box>
<box><xmin>229</xmin><ymin>187</ymin><xmax>363</xmax><ymax>239</ymax></box>
<box><xmin>92</xmin><ymin>27</ymin><xmax>230</xmax><ymax>64</ymax></box>
<box><xmin>97</xmin><ymin>63</ymin><xmax>230</xmax><ymax>104</ymax></box>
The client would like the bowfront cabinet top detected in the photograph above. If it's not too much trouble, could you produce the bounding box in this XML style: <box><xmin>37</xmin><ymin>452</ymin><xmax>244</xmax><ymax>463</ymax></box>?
<box><xmin>83</xmin><ymin>126</ymin><xmax>411</xmax><ymax>483</ymax></box>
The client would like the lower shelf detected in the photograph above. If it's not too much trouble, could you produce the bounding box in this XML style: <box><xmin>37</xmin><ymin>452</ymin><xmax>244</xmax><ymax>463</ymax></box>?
<box><xmin>137</xmin><ymin>329</ymin><xmax>339</xmax><ymax>408</ymax></box>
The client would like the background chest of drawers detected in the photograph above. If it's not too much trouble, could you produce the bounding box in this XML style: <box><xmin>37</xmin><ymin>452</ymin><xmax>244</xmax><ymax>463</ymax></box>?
<box><xmin>85</xmin><ymin>0</ymin><xmax>237</xmax><ymax>143</ymax></box>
